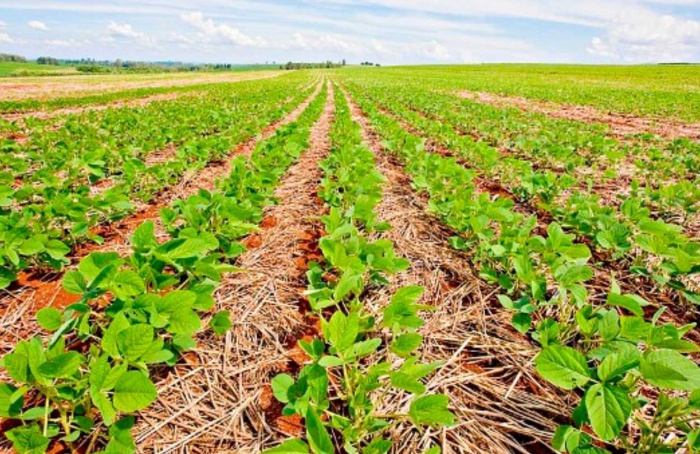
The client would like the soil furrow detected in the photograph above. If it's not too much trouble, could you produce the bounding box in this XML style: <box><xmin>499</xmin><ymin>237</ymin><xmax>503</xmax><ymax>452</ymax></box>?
<box><xmin>458</xmin><ymin>90</ymin><xmax>700</xmax><ymax>142</ymax></box>
<box><xmin>135</xmin><ymin>82</ymin><xmax>335</xmax><ymax>453</ymax></box>
<box><xmin>0</xmin><ymin>82</ymin><xmax>325</xmax><ymax>349</ymax></box>
<box><xmin>1</xmin><ymin>91</ymin><xmax>194</xmax><ymax>122</ymax></box>
<box><xmin>345</xmin><ymin>88</ymin><xmax>568</xmax><ymax>453</ymax></box>
<box><xmin>0</xmin><ymin>71</ymin><xmax>284</xmax><ymax>103</ymax></box>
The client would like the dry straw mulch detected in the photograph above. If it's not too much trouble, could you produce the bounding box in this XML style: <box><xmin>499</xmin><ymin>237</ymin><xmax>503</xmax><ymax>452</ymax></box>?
<box><xmin>136</xmin><ymin>82</ymin><xmax>336</xmax><ymax>453</ymax></box>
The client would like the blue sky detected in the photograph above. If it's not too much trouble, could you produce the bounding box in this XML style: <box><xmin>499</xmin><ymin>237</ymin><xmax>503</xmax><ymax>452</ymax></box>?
<box><xmin>1</xmin><ymin>0</ymin><xmax>700</xmax><ymax>64</ymax></box>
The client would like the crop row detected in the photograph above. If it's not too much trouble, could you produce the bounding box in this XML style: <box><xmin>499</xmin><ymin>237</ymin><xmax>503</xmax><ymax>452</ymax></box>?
<box><xmin>263</xmin><ymin>85</ymin><xmax>454</xmax><ymax>453</ymax></box>
<box><xmin>0</xmin><ymin>74</ymin><xmax>317</xmax><ymax>289</ymax></box>
<box><xmin>343</xmin><ymin>79</ymin><xmax>700</xmax><ymax>223</ymax></box>
<box><xmin>5</xmin><ymin>73</ymin><xmax>313</xmax><ymax>186</ymax></box>
<box><xmin>0</xmin><ymin>80</ymin><xmax>328</xmax><ymax>454</ymax></box>
<box><xmin>0</xmin><ymin>72</ymin><xmax>284</xmax><ymax>115</ymax></box>
<box><xmin>343</xmin><ymin>84</ymin><xmax>700</xmax><ymax>453</ymax></box>
<box><xmin>339</xmin><ymin>66</ymin><xmax>700</xmax><ymax>123</ymax></box>
<box><xmin>341</xmin><ymin>78</ymin><xmax>700</xmax><ymax>308</ymax></box>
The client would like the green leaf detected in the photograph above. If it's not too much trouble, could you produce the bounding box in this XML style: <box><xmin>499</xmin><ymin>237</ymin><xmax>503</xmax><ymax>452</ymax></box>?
<box><xmin>607</xmin><ymin>293</ymin><xmax>644</xmax><ymax>317</ymax></box>
<box><xmin>131</xmin><ymin>221</ymin><xmax>158</xmax><ymax>250</ymax></box>
<box><xmin>363</xmin><ymin>437</ymin><xmax>392</xmax><ymax>454</ymax></box>
<box><xmin>0</xmin><ymin>382</ymin><xmax>23</xmax><ymax>418</ymax></box>
<box><xmin>299</xmin><ymin>339</ymin><xmax>325</xmax><ymax>361</ymax></box>
<box><xmin>318</xmin><ymin>356</ymin><xmax>344</xmax><ymax>368</ymax></box>
<box><xmin>323</xmin><ymin>310</ymin><xmax>359</xmax><ymax>355</ymax></box>
<box><xmin>155</xmin><ymin>291</ymin><xmax>201</xmax><ymax>336</ymax></box>
<box><xmin>640</xmin><ymin>349</ymin><xmax>700</xmax><ymax>390</ymax></box>
<box><xmin>390</xmin><ymin>333</ymin><xmax>423</xmax><ymax>358</ymax></box>
<box><xmin>63</xmin><ymin>270</ymin><xmax>88</xmax><ymax>294</ymax></box>
<box><xmin>102</xmin><ymin>312</ymin><xmax>130</xmax><ymax>358</ymax></box>
<box><xmin>210</xmin><ymin>311</ymin><xmax>232</xmax><ymax>336</ymax></box>
<box><xmin>3</xmin><ymin>342</ymin><xmax>31</xmax><ymax>383</ymax></box>
<box><xmin>390</xmin><ymin>371</ymin><xmax>426</xmax><ymax>394</ymax></box>
<box><xmin>263</xmin><ymin>439</ymin><xmax>309</xmax><ymax>453</ymax></box>
<box><xmin>112</xmin><ymin>371</ymin><xmax>158</xmax><ymax>413</ymax></box>
<box><xmin>78</xmin><ymin>252</ymin><xmax>120</xmax><ymax>282</ymax></box>
<box><xmin>139</xmin><ymin>343</ymin><xmax>174</xmax><ymax>365</ymax></box>
<box><xmin>351</xmin><ymin>338</ymin><xmax>381</xmax><ymax>359</ymax></box>
<box><xmin>117</xmin><ymin>324</ymin><xmax>154</xmax><ymax>361</ymax></box>
<box><xmin>166</xmin><ymin>238</ymin><xmax>210</xmax><ymax>260</ymax></box>
<box><xmin>333</xmin><ymin>271</ymin><xmax>362</xmax><ymax>300</ymax></box>
<box><xmin>36</xmin><ymin>307</ymin><xmax>63</xmax><ymax>331</ymax></box>
<box><xmin>597</xmin><ymin>344</ymin><xmax>640</xmax><ymax>382</ymax></box>
<box><xmin>37</xmin><ymin>351</ymin><xmax>83</xmax><ymax>378</ymax></box>
<box><xmin>552</xmin><ymin>425</ymin><xmax>587</xmax><ymax>452</ymax></box>
<box><xmin>512</xmin><ymin>312</ymin><xmax>532</xmax><ymax>333</ymax></box>
<box><xmin>306</xmin><ymin>408</ymin><xmax>333</xmax><ymax>454</ymax></box>
<box><xmin>92</xmin><ymin>392</ymin><xmax>117</xmax><ymax>427</ymax></box>
<box><xmin>556</xmin><ymin>264</ymin><xmax>594</xmax><ymax>286</ymax></box>
<box><xmin>5</xmin><ymin>425</ymin><xmax>50</xmax><ymax>454</ymax></box>
<box><xmin>585</xmin><ymin>383</ymin><xmax>631</xmax><ymax>441</ymax></box>
<box><xmin>535</xmin><ymin>345</ymin><xmax>591</xmax><ymax>390</ymax></box>
<box><xmin>18</xmin><ymin>236</ymin><xmax>46</xmax><ymax>256</ymax></box>
<box><xmin>271</xmin><ymin>374</ymin><xmax>295</xmax><ymax>404</ymax></box>
<box><xmin>409</xmin><ymin>394</ymin><xmax>455</xmax><ymax>427</ymax></box>
<box><xmin>111</xmin><ymin>270</ymin><xmax>146</xmax><ymax>300</ymax></box>
<box><xmin>104</xmin><ymin>417</ymin><xmax>136</xmax><ymax>453</ymax></box>
<box><xmin>383</xmin><ymin>286</ymin><xmax>427</xmax><ymax>332</ymax></box>
<box><xmin>45</xmin><ymin>240</ymin><xmax>70</xmax><ymax>260</ymax></box>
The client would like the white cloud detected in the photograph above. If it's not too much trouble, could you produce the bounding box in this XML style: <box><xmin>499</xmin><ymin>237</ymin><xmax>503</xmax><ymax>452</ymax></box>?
<box><xmin>107</xmin><ymin>21</ymin><xmax>142</xmax><ymax>38</ymax></box>
<box><xmin>167</xmin><ymin>33</ymin><xmax>194</xmax><ymax>45</ymax></box>
<box><xmin>588</xmin><ymin>14</ymin><xmax>700</xmax><ymax>62</ymax></box>
<box><xmin>28</xmin><ymin>20</ymin><xmax>48</xmax><ymax>30</ymax></box>
<box><xmin>0</xmin><ymin>21</ymin><xmax>12</xmax><ymax>43</ymax></box>
<box><xmin>288</xmin><ymin>32</ymin><xmax>360</xmax><ymax>53</ymax></box>
<box><xmin>180</xmin><ymin>11</ymin><xmax>267</xmax><ymax>47</ymax></box>
<box><xmin>45</xmin><ymin>38</ymin><xmax>85</xmax><ymax>47</ymax></box>
<box><xmin>2</xmin><ymin>0</ymin><xmax>700</xmax><ymax>63</ymax></box>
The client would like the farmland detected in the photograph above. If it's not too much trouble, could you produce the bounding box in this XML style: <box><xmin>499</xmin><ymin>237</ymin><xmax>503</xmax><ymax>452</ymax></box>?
<box><xmin>0</xmin><ymin>64</ymin><xmax>699</xmax><ymax>454</ymax></box>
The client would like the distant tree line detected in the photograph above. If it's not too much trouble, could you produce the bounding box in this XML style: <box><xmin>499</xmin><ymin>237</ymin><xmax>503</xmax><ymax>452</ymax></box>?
<box><xmin>0</xmin><ymin>54</ymin><xmax>26</xmax><ymax>62</ymax></box>
<box><xmin>280</xmin><ymin>60</ymin><xmax>345</xmax><ymax>70</ymax></box>
<box><xmin>1</xmin><ymin>53</ymin><xmax>378</xmax><ymax>75</ymax></box>
<box><xmin>360</xmin><ymin>61</ymin><xmax>381</xmax><ymax>67</ymax></box>
<box><xmin>37</xmin><ymin>56</ymin><xmax>60</xmax><ymax>65</ymax></box>
<box><xmin>59</xmin><ymin>58</ymin><xmax>243</xmax><ymax>74</ymax></box>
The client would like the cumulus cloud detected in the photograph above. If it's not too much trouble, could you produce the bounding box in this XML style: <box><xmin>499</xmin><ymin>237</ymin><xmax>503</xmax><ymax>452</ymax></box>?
<box><xmin>284</xmin><ymin>31</ymin><xmax>457</xmax><ymax>63</ymax></box>
<box><xmin>588</xmin><ymin>14</ymin><xmax>700</xmax><ymax>62</ymax></box>
<box><xmin>0</xmin><ymin>22</ymin><xmax>12</xmax><ymax>44</ymax></box>
<box><xmin>28</xmin><ymin>20</ymin><xmax>48</xmax><ymax>30</ymax></box>
<box><xmin>288</xmin><ymin>32</ymin><xmax>360</xmax><ymax>53</ymax></box>
<box><xmin>45</xmin><ymin>39</ymin><xmax>86</xmax><ymax>47</ymax></box>
<box><xmin>3</xmin><ymin>0</ymin><xmax>699</xmax><ymax>63</ymax></box>
<box><xmin>107</xmin><ymin>21</ymin><xmax>143</xmax><ymax>38</ymax></box>
<box><xmin>180</xmin><ymin>11</ymin><xmax>267</xmax><ymax>47</ymax></box>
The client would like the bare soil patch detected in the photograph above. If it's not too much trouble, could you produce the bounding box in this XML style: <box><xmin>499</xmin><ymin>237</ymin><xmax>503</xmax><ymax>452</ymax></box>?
<box><xmin>458</xmin><ymin>91</ymin><xmax>700</xmax><ymax>141</ymax></box>
<box><xmin>1</xmin><ymin>92</ymin><xmax>191</xmax><ymax>121</ymax></box>
<box><xmin>0</xmin><ymin>71</ymin><xmax>283</xmax><ymax>102</ymax></box>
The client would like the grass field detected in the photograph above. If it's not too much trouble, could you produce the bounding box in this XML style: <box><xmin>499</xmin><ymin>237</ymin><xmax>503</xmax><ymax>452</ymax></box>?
<box><xmin>0</xmin><ymin>65</ymin><xmax>699</xmax><ymax>454</ymax></box>
<box><xmin>0</xmin><ymin>61</ymin><xmax>77</xmax><ymax>77</ymax></box>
